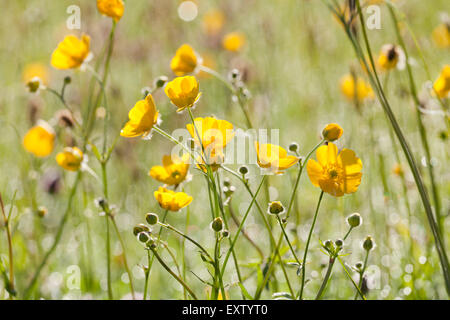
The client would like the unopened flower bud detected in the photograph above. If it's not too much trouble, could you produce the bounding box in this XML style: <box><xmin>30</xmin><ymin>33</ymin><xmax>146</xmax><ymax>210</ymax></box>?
<box><xmin>288</xmin><ymin>142</ymin><xmax>299</xmax><ymax>153</ymax></box>
<box><xmin>355</xmin><ymin>262</ymin><xmax>363</xmax><ymax>270</ymax></box>
<box><xmin>229</xmin><ymin>69</ymin><xmax>240</xmax><ymax>81</ymax></box>
<box><xmin>268</xmin><ymin>201</ymin><xmax>285</xmax><ymax>215</ymax></box>
<box><xmin>335</xmin><ymin>239</ymin><xmax>344</xmax><ymax>248</ymax></box>
<box><xmin>223</xmin><ymin>178</ymin><xmax>231</xmax><ymax>188</ymax></box>
<box><xmin>347</xmin><ymin>212</ymin><xmax>362</xmax><ymax>228</ymax></box>
<box><xmin>145</xmin><ymin>213</ymin><xmax>159</xmax><ymax>225</ymax></box>
<box><xmin>26</xmin><ymin>77</ymin><xmax>43</xmax><ymax>93</ymax></box>
<box><xmin>238</xmin><ymin>165</ymin><xmax>249</xmax><ymax>175</ymax></box>
<box><xmin>322</xmin><ymin>123</ymin><xmax>343</xmax><ymax>142</ymax></box>
<box><xmin>210</xmin><ymin>217</ymin><xmax>224</xmax><ymax>232</ymax></box>
<box><xmin>222</xmin><ymin>230</ymin><xmax>230</xmax><ymax>238</ymax></box>
<box><xmin>363</xmin><ymin>236</ymin><xmax>375</xmax><ymax>251</ymax></box>
<box><xmin>133</xmin><ymin>224</ymin><xmax>150</xmax><ymax>236</ymax></box>
<box><xmin>324</xmin><ymin>240</ymin><xmax>334</xmax><ymax>251</ymax></box>
<box><xmin>138</xmin><ymin>231</ymin><xmax>151</xmax><ymax>243</ymax></box>
<box><xmin>37</xmin><ymin>206</ymin><xmax>48</xmax><ymax>218</ymax></box>
<box><xmin>155</xmin><ymin>75</ymin><xmax>169</xmax><ymax>88</ymax></box>
<box><xmin>64</xmin><ymin>76</ymin><xmax>72</xmax><ymax>84</ymax></box>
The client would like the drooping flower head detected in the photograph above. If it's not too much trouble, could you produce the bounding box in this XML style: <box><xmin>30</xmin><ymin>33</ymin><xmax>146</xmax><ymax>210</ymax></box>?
<box><xmin>377</xmin><ymin>44</ymin><xmax>405</xmax><ymax>71</ymax></box>
<box><xmin>97</xmin><ymin>0</ymin><xmax>124</xmax><ymax>22</ymax></box>
<box><xmin>170</xmin><ymin>44</ymin><xmax>200</xmax><ymax>76</ymax></box>
<box><xmin>340</xmin><ymin>74</ymin><xmax>374</xmax><ymax>102</ymax></box>
<box><xmin>306</xmin><ymin>142</ymin><xmax>362</xmax><ymax>197</ymax></box>
<box><xmin>149</xmin><ymin>154</ymin><xmax>190</xmax><ymax>186</ymax></box>
<box><xmin>51</xmin><ymin>34</ymin><xmax>91</xmax><ymax>70</ymax></box>
<box><xmin>154</xmin><ymin>187</ymin><xmax>193</xmax><ymax>211</ymax></box>
<box><xmin>255</xmin><ymin>142</ymin><xmax>299</xmax><ymax>174</ymax></box>
<box><xmin>222</xmin><ymin>32</ymin><xmax>246</xmax><ymax>52</ymax></box>
<box><xmin>23</xmin><ymin>121</ymin><xmax>55</xmax><ymax>157</ymax></box>
<box><xmin>164</xmin><ymin>76</ymin><xmax>202</xmax><ymax>112</ymax></box>
<box><xmin>56</xmin><ymin>147</ymin><xmax>84</xmax><ymax>171</ymax></box>
<box><xmin>322</xmin><ymin>123</ymin><xmax>343</xmax><ymax>142</ymax></box>
<box><xmin>121</xmin><ymin>94</ymin><xmax>159</xmax><ymax>138</ymax></box>
<box><xmin>432</xmin><ymin>65</ymin><xmax>450</xmax><ymax>99</ymax></box>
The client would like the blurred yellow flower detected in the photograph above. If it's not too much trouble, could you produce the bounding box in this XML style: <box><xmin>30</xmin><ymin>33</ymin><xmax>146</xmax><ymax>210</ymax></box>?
<box><xmin>149</xmin><ymin>154</ymin><xmax>190</xmax><ymax>186</ymax></box>
<box><xmin>307</xmin><ymin>142</ymin><xmax>362</xmax><ymax>197</ymax></box>
<box><xmin>196</xmin><ymin>148</ymin><xmax>224</xmax><ymax>173</ymax></box>
<box><xmin>23</xmin><ymin>121</ymin><xmax>55</xmax><ymax>158</ymax></box>
<box><xmin>222</xmin><ymin>32</ymin><xmax>246</xmax><ymax>52</ymax></box>
<box><xmin>170</xmin><ymin>44</ymin><xmax>199</xmax><ymax>76</ymax></box>
<box><xmin>56</xmin><ymin>147</ymin><xmax>84</xmax><ymax>171</ymax></box>
<box><xmin>154</xmin><ymin>187</ymin><xmax>193</xmax><ymax>211</ymax></box>
<box><xmin>186</xmin><ymin>117</ymin><xmax>234</xmax><ymax>150</ymax></box>
<box><xmin>202</xmin><ymin>9</ymin><xmax>225</xmax><ymax>36</ymax></box>
<box><xmin>432</xmin><ymin>23</ymin><xmax>450</xmax><ymax>48</ymax></box>
<box><xmin>97</xmin><ymin>0</ymin><xmax>124</xmax><ymax>22</ymax></box>
<box><xmin>121</xmin><ymin>94</ymin><xmax>159</xmax><ymax>138</ymax></box>
<box><xmin>322</xmin><ymin>123</ymin><xmax>343</xmax><ymax>142</ymax></box>
<box><xmin>23</xmin><ymin>63</ymin><xmax>50</xmax><ymax>86</ymax></box>
<box><xmin>255</xmin><ymin>142</ymin><xmax>299</xmax><ymax>174</ymax></box>
<box><xmin>392</xmin><ymin>163</ymin><xmax>404</xmax><ymax>177</ymax></box>
<box><xmin>51</xmin><ymin>34</ymin><xmax>91</xmax><ymax>70</ymax></box>
<box><xmin>340</xmin><ymin>74</ymin><xmax>374</xmax><ymax>102</ymax></box>
<box><xmin>432</xmin><ymin>65</ymin><xmax>450</xmax><ymax>99</ymax></box>
<box><xmin>164</xmin><ymin>76</ymin><xmax>202</xmax><ymax>112</ymax></box>
<box><xmin>377</xmin><ymin>44</ymin><xmax>404</xmax><ymax>71</ymax></box>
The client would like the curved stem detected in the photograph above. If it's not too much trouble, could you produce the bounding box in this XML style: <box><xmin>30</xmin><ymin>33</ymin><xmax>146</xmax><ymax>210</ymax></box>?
<box><xmin>315</xmin><ymin>257</ymin><xmax>335</xmax><ymax>300</ymax></box>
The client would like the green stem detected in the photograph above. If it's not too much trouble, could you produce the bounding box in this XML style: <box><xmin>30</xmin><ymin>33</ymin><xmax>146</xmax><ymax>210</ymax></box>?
<box><xmin>149</xmin><ymin>248</ymin><xmax>198</xmax><ymax>300</ymax></box>
<box><xmin>315</xmin><ymin>257</ymin><xmax>336</xmax><ymax>300</ymax></box>
<box><xmin>299</xmin><ymin>191</ymin><xmax>324</xmax><ymax>300</ymax></box>
<box><xmin>355</xmin><ymin>250</ymin><xmax>370</xmax><ymax>300</ymax></box>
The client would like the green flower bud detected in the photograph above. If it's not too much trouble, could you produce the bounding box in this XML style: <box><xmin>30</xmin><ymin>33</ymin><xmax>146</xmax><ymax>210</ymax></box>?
<box><xmin>288</xmin><ymin>142</ymin><xmax>299</xmax><ymax>153</ymax></box>
<box><xmin>222</xmin><ymin>230</ymin><xmax>230</xmax><ymax>238</ymax></box>
<box><xmin>355</xmin><ymin>262</ymin><xmax>363</xmax><ymax>270</ymax></box>
<box><xmin>138</xmin><ymin>231</ymin><xmax>151</xmax><ymax>243</ymax></box>
<box><xmin>223</xmin><ymin>178</ymin><xmax>231</xmax><ymax>188</ymax></box>
<box><xmin>37</xmin><ymin>206</ymin><xmax>48</xmax><ymax>218</ymax></box>
<box><xmin>145</xmin><ymin>213</ymin><xmax>159</xmax><ymax>225</ymax></box>
<box><xmin>268</xmin><ymin>201</ymin><xmax>285</xmax><ymax>215</ymax></box>
<box><xmin>211</xmin><ymin>217</ymin><xmax>224</xmax><ymax>232</ymax></box>
<box><xmin>238</xmin><ymin>165</ymin><xmax>249</xmax><ymax>175</ymax></box>
<box><xmin>347</xmin><ymin>212</ymin><xmax>362</xmax><ymax>228</ymax></box>
<box><xmin>155</xmin><ymin>75</ymin><xmax>169</xmax><ymax>88</ymax></box>
<box><xmin>335</xmin><ymin>239</ymin><xmax>344</xmax><ymax>248</ymax></box>
<box><xmin>133</xmin><ymin>224</ymin><xmax>150</xmax><ymax>236</ymax></box>
<box><xmin>363</xmin><ymin>236</ymin><xmax>375</xmax><ymax>251</ymax></box>
<box><xmin>323</xmin><ymin>239</ymin><xmax>334</xmax><ymax>251</ymax></box>
<box><xmin>64</xmin><ymin>76</ymin><xmax>72</xmax><ymax>84</ymax></box>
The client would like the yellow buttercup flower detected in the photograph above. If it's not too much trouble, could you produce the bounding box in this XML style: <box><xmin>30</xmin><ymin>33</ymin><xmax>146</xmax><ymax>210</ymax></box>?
<box><xmin>164</xmin><ymin>76</ymin><xmax>202</xmax><ymax>112</ymax></box>
<box><xmin>149</xmin><ymin>154</ymin><xmax>190</xmax><ymax>186</ymax></box>
<box><xmin>255</xmin><ymin>142</ymin><xmax>299</xmax><ymax>174</ymax></box>
<box><xmin>97</xmin><ymin>0</ymin><xmax>124</xmax><ymax>22</ymax></box>
<box><xmin>121</xmin><ymin>94</ymin><xmax>159</xmax><ymax>138</ymax></box>
<box><xmin>170</xmin><ymin>44</ymin><xmax>199</xmax><ymax>76</ymax></box>
<box><xmin>56</xmin><ymin>147</ymin><xmax>84</xmax><ymax>171</ymax></box>
<box><xmin>154</xmin><ymin>187</ymin><xmax>193</xmax><ymax>212</ymax></box>
<box><xmin>322</xmin><ymin>123</ymin><xmax>343</xmax><ymax>142</ymax></box>
<box><xmin>222</xmin><ymin>32</ymin><xmax>246</xmax><ymax>52</ymax></box>
<box><xmin>23</xmin><ymin>63</ymin><xmax>50</xmax><ymax>86</ymax></box>
<box><xmin>432</xmin><ymin>23</ymin><xmax>450</xmax><ymax>48</ymax></box>
<box><xmin>51</xmin><ymin>34</ymin><xmax>91</xmax><ymax>70</ymax></box>
<box><xmin>432</xmin><ymin>65</ymin><xmax>450</xmax><ymax>99</ymax></box>
<box><xmin>306</xmin><ymin>142</ymin><xmax>362</xmax><ymax>197</ymax></box>
<box><xmin>340</xmin><ymin>74</ymin><xmax>374</xmax><ymax>102</ymax></box>
<box><xmin>23</xmin><ymin>121</ymin><xmax>55</xmax><ymax>158</ymax></box>
<box><xmin>186</xmin><ymin>117</ymin><xmax>234</xmax><ymax>150</ymax></box>
<box><xmin>202</xmin><ymin>9</ymin><xmax>225</xmax><ymax>36</ymax></box>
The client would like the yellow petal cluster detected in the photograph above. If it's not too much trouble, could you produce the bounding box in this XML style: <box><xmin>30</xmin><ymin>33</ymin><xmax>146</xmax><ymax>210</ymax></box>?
<box><xmin>51</xmin><ymin>34</ymin><xmax>91</xmax><ymax>70</ymax></box>
<box><xmin>222</xmin><ymin>32</ymin><xmax>246</xmax><ymax>52</ymax></box>
<box><xmin>340</xmin><ymin>74</ymin><xmax>374</xmax><ymax>102</ymax></box>
<box><xmin>97</xmin><ymin>0</ymin><xmax>124</xmax><ymax>22</ymax></box>
<box><xmin>306</xmin><ymin>143</ymin><xmax>362</xmax><ymax>197</ymax></box>
<box><xmin>164</xmin><ymin>76</ymin><xmax>202</xmax><ymax>112</ymax></box>
<box><xmin>149</xmin><ymin>154</ymin><xmax>190</xmax><ymax>186</ymax></box>
<box><xmin>23</xmin><ymin>122</ymin><xmax>55</xmax><ymax>158</ymax></box>
<box><xmin>170</xmin><ymin>44</ymin><xmax>199</xmax><ymax>76</ymax></box>
<box><xmin>255</xmin><ymin>142</ymin><xmax>299</xmax><ymax>174</ymax></box>
<box><xmin>56</xmin><ymin>147</ymin><xmax>84</xmax><ymax>171</ymax></box>
<box><xmin>186</xmin><ymin>117</ymin><xmax>234</xmax><ymax>150</ymax></box>
<box><xmin>121</xmin><ymin>94</ymin><xmax>159</xmax><ymax>138</ymax></box>
<box><xmin>154</xmin><ymin>187</ymin><xmax>193</xmax><ymax>211</ymax></box>
<box><xmin>432</xmin><ymin>65</ymin><xmax>450</xmax><ymax>99</ymax></box>
<box><xmin>432</xmin><ymin>23</ymin><xmax>450</xmax><ymax>48</ymax></box>
<box><xmin>322</xmin><ymin>123</ymin><xmax>343</xmax><ymax>142</ymax></box>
